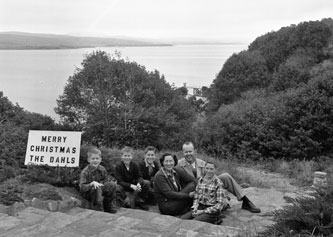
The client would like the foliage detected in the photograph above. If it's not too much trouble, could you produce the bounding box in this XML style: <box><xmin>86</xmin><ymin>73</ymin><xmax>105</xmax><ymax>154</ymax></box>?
<box><xmin>260</xmin><ymin>189</ymin><xmax>333</xmax><ymax>236</ymax></box>
<box><xmin>207</xmin><ymin>19</ymin><xmax>333</xmax><ymax>111</ymax></box>
<box><xmin>0</xmin><ymin>178</ymin><xmax>24</xmax><ymax>205</ymax></box>
<box><xmin>55</xmin><ymin>50</ymin><xmax>196</xmax><ymax>150</ymax></box>
<box><xmin>22</xmin><ymin>165</ymin><xmax>81</xmax><ymax>188</ymax></box>
<box><xmin>0</xmin><ymin>165</ymin><xmax>16</xmax><ymax>182</ymax></box>
<box><xmin>208</xmin><ymin>50</ymin><xmax>269</xmax><ymax>111</ymax></box>
<box><xmin>197</xmin><ymin>72</ymin><xmax>333</xmax><ymax>160</ymax></box>
<box><xmin>0</xmin><ymin>92</ymin><xmax>57</xmax><ymax>167</ymax></box>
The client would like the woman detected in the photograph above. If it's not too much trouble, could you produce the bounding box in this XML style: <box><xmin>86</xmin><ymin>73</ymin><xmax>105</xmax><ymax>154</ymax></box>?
<box><xmin>154</xmin><ymin>152</ymin><xmax>196</xmax><ymax>216</ymax></box>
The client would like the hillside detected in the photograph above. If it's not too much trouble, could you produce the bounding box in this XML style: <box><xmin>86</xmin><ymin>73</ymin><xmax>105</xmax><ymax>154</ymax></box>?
<box><xmin>199</xmin><ymin>18</ymin><xmax>333</xmax><ymax>160</ymax></box>
<box><xmin>0</xmin><ymin>32</ymin><xmax>171</xmax><ymax>49</ymax></box>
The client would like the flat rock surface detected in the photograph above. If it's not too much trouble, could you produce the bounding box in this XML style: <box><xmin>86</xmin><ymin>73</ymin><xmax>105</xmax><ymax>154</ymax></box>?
<box><xmin>0</xmin><ymin>168</ymin><xmax>315</xmax><ymax>237</ymax></box>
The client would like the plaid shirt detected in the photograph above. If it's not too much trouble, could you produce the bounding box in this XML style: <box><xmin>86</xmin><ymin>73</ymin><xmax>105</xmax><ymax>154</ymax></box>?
<box><xmin>79</xmin><ymin>164</ymin><xmax>111</xmax><ymax>193</ymax></box>
<box><xmin>193</xmin><ymin>175</ymin><xmax>229</xmax><ymax>214</ymax></box>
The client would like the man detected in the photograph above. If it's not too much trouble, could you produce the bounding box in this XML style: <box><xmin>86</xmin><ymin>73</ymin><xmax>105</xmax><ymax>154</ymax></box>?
<box><xmin>177</xmin><ymin>142</ymin><xmax>261</xmax><ymax>213</ymax></box>
<box><xmin>181</xmin><ymin>158</ymin><xmax>229</xmax><ymax>224</ymax></box>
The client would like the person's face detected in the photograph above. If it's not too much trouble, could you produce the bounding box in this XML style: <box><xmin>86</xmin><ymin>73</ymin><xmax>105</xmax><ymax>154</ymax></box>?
<box><xmin>88</xmin><ymin>154</ymin><xmax>102</xmax><ymax>168</ymax></box>
<box><xmin>183</xmin><ymin>144</ymin><xmax>195</xmax><ymax>163</ymax></box>
<box><xmin>122</xmin><ymin>152</ymin><xmax>133</xmax><ymax>165</ymax></box>
<box><xmin>163</xmin><ymin>155</ymin><xmax>175</xmax><ymax>171</ymax></box>
<box><xmin>204</xmin><ymin>163</ymin><xmax>216</xmax><ymax>179</ymax></box>
<box><xmin>145</xmin><ymin>150</ymin><xmax>155</xmax><ymax>165</ymax></box>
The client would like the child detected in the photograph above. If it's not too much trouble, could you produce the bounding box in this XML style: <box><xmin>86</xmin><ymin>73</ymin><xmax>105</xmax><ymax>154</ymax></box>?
<box><xmin>138</xmin><ymin>146</ymin><xmax>160</xmax><ymax>203</ymax></box>
<box><xmin>115</xmin><ymin>146</ymin><xmax>149</xmax><ymax>210</ymax></box>
<box><xmin>79</xmin><ymin>146</ymin><xmax>117</xmax><ymax>213</ymax></box>
<box><xmin>181</xmin><ymin>158</ymin><xmax>229</xmax><ymax>224</ymax></box>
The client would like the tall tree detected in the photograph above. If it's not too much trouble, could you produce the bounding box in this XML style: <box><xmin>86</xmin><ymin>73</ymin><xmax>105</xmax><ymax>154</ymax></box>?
<box><xmin>55</xmin><ymin>51</ymin><xmax>195</xmax><ymax>149</ymax></box>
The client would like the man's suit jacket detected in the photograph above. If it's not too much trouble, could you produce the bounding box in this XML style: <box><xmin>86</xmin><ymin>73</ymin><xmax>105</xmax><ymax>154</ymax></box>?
<box><xmin>177</xmin><ymin>157</ymin><xmax>205</xmax><ymax>179</ymax></box>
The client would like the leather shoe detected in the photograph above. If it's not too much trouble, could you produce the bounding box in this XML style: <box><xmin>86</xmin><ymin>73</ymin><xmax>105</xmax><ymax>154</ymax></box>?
<box><xmin>214</xmin><ymin>217</ymin><xmax>223</xmax><ymax>225</ymax></box>
<box><xmin>136</xmin><ymin>202</ymin><xmax>149</xmax><ymax>211</ymax></box>
<box><xmin>242</xmin><ymin>200</ymin><xmax>261</xmax><ymax>213</ymax></box>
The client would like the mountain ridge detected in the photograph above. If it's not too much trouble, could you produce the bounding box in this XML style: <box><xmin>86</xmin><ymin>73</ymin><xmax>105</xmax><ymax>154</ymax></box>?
<box><xmin>0</xmin><ymin>31</ymin><xmax>171</xmax><ymax>49</ymax></box>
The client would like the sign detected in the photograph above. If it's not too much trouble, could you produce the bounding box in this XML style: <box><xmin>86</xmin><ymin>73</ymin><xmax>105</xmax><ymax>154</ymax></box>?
<box><xmin>25</xmin><ymin>130</ymin><xmax>81</xmax><ymax>167</ymax></box>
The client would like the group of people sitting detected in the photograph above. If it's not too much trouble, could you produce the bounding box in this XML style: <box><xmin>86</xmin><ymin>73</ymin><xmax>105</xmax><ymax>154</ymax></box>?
<box><xmin>79</xmin><ymin>142</ymin><xmax>260</xmax><ymax>225</ymax></box>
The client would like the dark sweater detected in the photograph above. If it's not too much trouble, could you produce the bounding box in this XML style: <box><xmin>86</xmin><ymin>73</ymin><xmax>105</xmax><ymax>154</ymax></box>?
<box><xmin>115</xmin><ymin>161</ymin><xmax>143</xmax><ymax>192</ymax></box>
<box><xmin>154</xmin><ymin>168</ymin><xmax>194</xmax><ymax>204</ymax></box>
<box><xmin>138</xmin><ymin>159</ymin><xmax>160</xmax><ymax>181</ymax></box>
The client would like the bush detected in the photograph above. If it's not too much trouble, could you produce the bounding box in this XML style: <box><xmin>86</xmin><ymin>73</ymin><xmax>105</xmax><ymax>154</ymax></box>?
<box><xmin>0</xmin><ymin>178</ymin><xmax>24</xmax><ymax>205</ymax></box>
<box><xmin>260</xmin><ymin>188</ymin><xmax>333</xmax><ymax>236</ymax></box>
<box><xmin>23</xmin><ymin>165</ymin><xmax>81</xmax><ymax>189</ymax></box>
<box><xmin>197</xmin><ymin>74</ymin><xmax>333</xmax><ymax>162</ymax></box>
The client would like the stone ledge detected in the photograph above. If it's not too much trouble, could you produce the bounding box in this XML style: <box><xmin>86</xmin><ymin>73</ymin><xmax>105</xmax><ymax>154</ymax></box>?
<box><xmin>0</xmin><ymin>196</ymin><xmax>82</xmax><ymax>216</ymax></box>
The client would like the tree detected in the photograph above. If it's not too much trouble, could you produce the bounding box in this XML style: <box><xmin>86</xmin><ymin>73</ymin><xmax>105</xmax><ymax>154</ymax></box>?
<box><xmin>55</xmin><ymin>50</ymin><xmax>196</xmax><ymax>149</ymax></box>
<box><xmin>0</xmin><ymin>92</ymin><xmax>56</xmax><ymax>167</ymax></box>
<box><xmin>207</xmin><ymin>50</ymin><xmax>269</xmax><ymax>111</ymax></box>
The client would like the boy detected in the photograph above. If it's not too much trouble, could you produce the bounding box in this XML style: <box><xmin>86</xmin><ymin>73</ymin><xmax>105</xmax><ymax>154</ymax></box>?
<box><xmin>181</xmin><ymin>158</ymin><xmax>229</xmax><ymax>224</ymax></box>
<box><xmin>138</xmin><ymin>146</ymin><xmax>160</xmax><ymax>203</ymax></box>
<box><xmin>178</xmin><ymin>142</ymin><xmax>261</xmax><ymax>213</ymax></box>
<box><xmin>79</xmin><ymin>146</ymin><xmax>117</xmax><ymax>213</ymax></box>
<box><xmin>115</xmin><ymin>146</ymin><xmax>149</xmax><ymax>210</ymax></box>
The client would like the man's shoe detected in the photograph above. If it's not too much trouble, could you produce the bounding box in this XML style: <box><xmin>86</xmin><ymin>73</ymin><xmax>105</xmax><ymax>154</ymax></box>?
<box><xmin>214</xmin><ymin>217</ymin><xmax>223</xmax><ymax>225</ymax></box>
<box><xmin>241</xmin><ymin>200</ymin><xmax>261</xmax><ymax>213</ymax></box>
<box><xmin>136</xmin><ymin>202</ymin><xmax>149</xmax><ymax>211</ymax></box>
<box><xmin>105</xmin><ymin>206</ymin><xmax>117</xmax><ymax>213</ymax></box>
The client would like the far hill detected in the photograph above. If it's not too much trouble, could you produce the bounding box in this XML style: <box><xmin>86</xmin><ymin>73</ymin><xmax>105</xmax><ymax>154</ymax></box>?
<box><xmin>0</xmin><ymin>32</ymin><xmax>171</xmax><ymax>49</ymax></box>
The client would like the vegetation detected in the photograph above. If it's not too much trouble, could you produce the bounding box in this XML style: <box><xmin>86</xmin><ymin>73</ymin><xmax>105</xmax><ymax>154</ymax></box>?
<box><xmin>55</xmin><ymin>50</ymin><xmax>196</xmax><ymax>150</ymax></box>
<box><xmin>260</xmin><ymin>189</ymin><xmax>333</xmax><ymax>237</ymax></box>
<box><xmin>1</xmin><ymin>18</ymin><xmax>333</xmax><ymax>236</ymax></box>
<box><xmin>198</xmin><ymin>18</ymin><xmax>333</xmax><ymax>161</ymax></box>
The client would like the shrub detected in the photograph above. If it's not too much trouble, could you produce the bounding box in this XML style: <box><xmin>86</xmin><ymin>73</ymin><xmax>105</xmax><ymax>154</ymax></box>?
<box><xmin>0</xmin><ymin>178</ymin><xmax>24</xmax><ymax>205</ymax></box>
<box><xmin>260</xmin><ymin>188</ymin><xmax>333</xmax><ymax>236</ymax></box>
<box><xmin>23</xmin><ymin>165</ymin><xmax>81</xmax><ymax>189</ymax></box>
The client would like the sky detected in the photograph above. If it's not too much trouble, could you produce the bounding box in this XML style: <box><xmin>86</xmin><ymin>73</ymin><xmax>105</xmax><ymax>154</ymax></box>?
<box><xmin>1</xmin><ymin>0</ymin><xmax>332</xmax><ymax>44</ymax></box>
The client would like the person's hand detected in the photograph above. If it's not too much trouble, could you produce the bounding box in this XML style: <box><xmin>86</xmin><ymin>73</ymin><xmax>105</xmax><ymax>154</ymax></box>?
<box><xmin>189</xmin><ymin>191</ymin><xmax>195</xmax><ymax>198</ymax></box>
<box><xmin>192</xmin><ymin>207</ymin><xmax>198</xmax><ymax>217</ymax></box>
<box><xmin>130</xmin><ymin>184</ymin><xmax>142</xmax><ymax>192</ymax></box>
<box><xmin>90</xmin><ymin>181</ymin><xmax>103</xmax><ymax>189</ymax></box>
<box><xmin>136</xmin><ymin>183</ymin><xmax>142</xmax><ymax>192</ymax></box>
<box><xmin>196</xmin><ymin>209</ymin><xmax>205</xmax><ymax>216</ymax></box>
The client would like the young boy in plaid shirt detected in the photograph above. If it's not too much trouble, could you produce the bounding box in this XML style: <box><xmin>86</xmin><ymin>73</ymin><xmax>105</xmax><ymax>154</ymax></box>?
<box><xmin>181</xmin><ymin>158</ymin><xmax>229</xmax><ymax>224</ymax></box>
<box><xmin>79</xmin><ymin>146</ymin><xmax>117</xmax><ymax>213</ymax></box>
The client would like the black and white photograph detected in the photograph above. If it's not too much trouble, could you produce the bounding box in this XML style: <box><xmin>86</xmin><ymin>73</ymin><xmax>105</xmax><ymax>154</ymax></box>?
<box><xmin>1</xmin><ymin>0</ymin><xmax>332</xmax><ymax>236</ymax></box>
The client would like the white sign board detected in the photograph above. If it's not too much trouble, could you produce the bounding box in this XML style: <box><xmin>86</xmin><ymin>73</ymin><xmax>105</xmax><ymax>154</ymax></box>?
<box><xmin>25</xmin><ymin>130</ymin><xmax>81</xmax><ymax>167</ymax></box>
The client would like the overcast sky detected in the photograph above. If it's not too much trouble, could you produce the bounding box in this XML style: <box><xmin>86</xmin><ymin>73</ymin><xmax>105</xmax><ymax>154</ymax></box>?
<box><xmin>0</xmin><ymin>0</ymin><xmax>332</xmax><ymax>43</ymax></box>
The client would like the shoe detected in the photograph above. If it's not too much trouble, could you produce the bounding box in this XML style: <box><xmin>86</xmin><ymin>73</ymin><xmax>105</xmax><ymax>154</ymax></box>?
<box><xmin>214</xmin><ymin>217</ymin><xmax>223</xmax><ymax>225</ymax></box>
<box><xmin>135</xmin><ymin>202</ymin><xmax>149</xmax><ymax>211</ymax></box>
<box><xmin>104</xmin><ymin>206</ymin><xmax>117</xmax><ymax>213</ymax></box>
<box><xmin>241</xmin><ymin>200</ymin><xmax>261</xmax><ymax>213</ymax></box>
<box><xmin>103</xmin><ymin>198</ymin><xmax>117</xmax><ymax>213</ymax></box>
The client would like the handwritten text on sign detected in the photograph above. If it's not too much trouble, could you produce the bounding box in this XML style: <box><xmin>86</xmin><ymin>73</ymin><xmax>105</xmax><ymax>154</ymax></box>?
<box><xmin>25</xmin><ymin>130</ymin><xmax>81</xmax><ymax>167</ymax></box>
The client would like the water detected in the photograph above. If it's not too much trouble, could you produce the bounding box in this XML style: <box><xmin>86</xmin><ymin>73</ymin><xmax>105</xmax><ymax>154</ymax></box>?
<box><xmin>0</xmin><ymin>44</ymin><xmax>247</xmax><ymax>120</ymax></box>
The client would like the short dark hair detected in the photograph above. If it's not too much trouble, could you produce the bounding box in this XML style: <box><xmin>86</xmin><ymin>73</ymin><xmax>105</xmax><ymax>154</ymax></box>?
<box><xmin>205</xmin><ymin>158</ymin><xmax>217</xmax><ymax>168</ymax></box>
<box><xmin>121</xmin><ymin>146</ymin><xmax>133</xmax><ymax>154</ymax></box>
<box><xmin>160</xmin><ymin>152</ymin><xmax>178</xmax><ymax>167</ymax></box>
<box><xmin>144</xmin><ymin>146</ymin><xmax>156</xmax><ymax>154</ymax></box>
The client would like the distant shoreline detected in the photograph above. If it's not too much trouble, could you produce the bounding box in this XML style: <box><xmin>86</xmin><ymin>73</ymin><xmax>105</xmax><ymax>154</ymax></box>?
<box><xmin>0</xmin><ymin>44</ymin><xmax>173</xmax><ymax>50</ymax></box>
<box><xmin>0</xmin><ymin>31</ymin><xmax>246</xmax><ymax>50</ymax></box>
<box><xmin>0</xmin><ymin>43</ymin><xmax>247</xmax><ymax>50</ymax></box>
